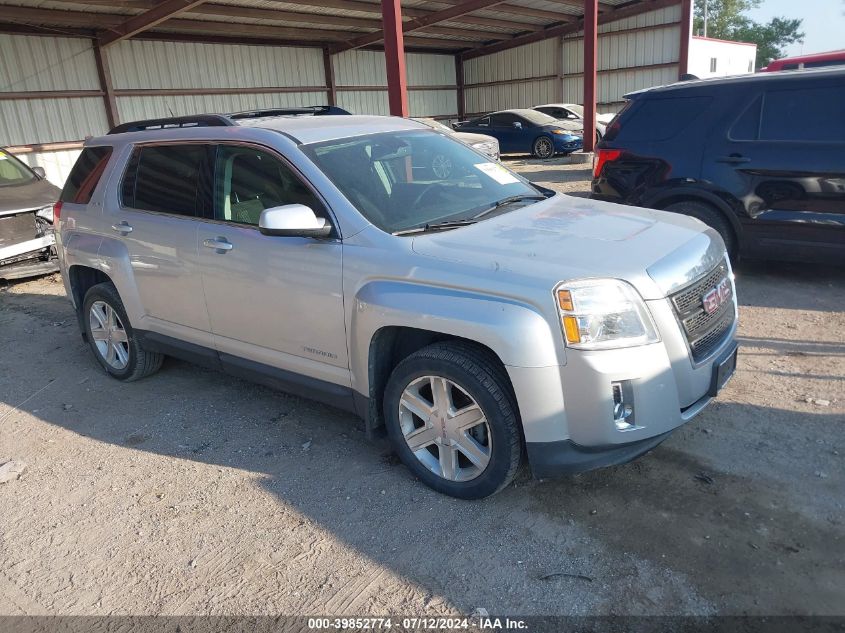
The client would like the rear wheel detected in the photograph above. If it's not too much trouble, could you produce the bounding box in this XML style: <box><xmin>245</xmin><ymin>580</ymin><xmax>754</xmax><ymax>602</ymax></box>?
<box><xmin>664</xmin><ymin>200</ymin><xmax>738</xmax><ymax>259</ymax></box>
<box><xmin>383</xmin><ymin>342</ymin><xmax>522</xmax><ymax>499</ymax></box>
<box><xmin>532</xmin><ymin>136</ymin><xmax>554</xmax><ymax>159</ymax></box>
<box><xmin>82</xmin><ymin>282</ymin><xmax>163</xmax><ymax>381</ymax></box>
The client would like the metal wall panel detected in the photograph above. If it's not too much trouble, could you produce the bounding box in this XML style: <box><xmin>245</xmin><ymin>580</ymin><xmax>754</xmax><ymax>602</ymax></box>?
<box><xmin>107</xmin><ymin>40</ymin><xmax>325</xmax><ymax>89</ymax></box>
<box><xmin>0</xmin><ymin>34</ymin><xmax>100</xmax><ymax>92</ymax></box>
<box><xmin>463</xmin><ymin>38</ymin><xmax>557</xmax><ymax>85</ymax></box>
<box><xmin>0</xmin><ymin>98</ymin><xmax>109</xmax><ymax>145</ymax></box>
<box><xmin>333</xmin><ymin>50</ymin><xmax>454</xmax><ymax>87</ymax></box>
<box><xmin>333</xmin><ymin>51</ymin><xmax>456</xmax><ymax>116</ymax></box>
<box><xmin>463</xmin><ymin>5</ymin><xmax>683</xmax><ymax>115</ymax></box>
<box><xmin>116</xmin><ymin>91</ymin><xmax>328</xmax><ymax>121</ymax></box>
<box><xmin>465</xmin><ymin>79</ymin><xmax>557</xmax><ymax>115</ymax></box>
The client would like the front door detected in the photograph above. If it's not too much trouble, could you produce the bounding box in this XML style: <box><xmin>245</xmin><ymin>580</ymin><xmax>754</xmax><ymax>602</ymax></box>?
<box><xmin>702</xmin><ymin>80</ymin><xmax>845</xmax><ymax>263</ymax></box>
<box><xmin>197</xmin><ymin>143</ymin><xmax>349</xmax><ymax>390</ymax></box>
<box><xmin>107</xmin><ymin>143</ymin><xmax>215</xmax><ymax>347</ymax></box>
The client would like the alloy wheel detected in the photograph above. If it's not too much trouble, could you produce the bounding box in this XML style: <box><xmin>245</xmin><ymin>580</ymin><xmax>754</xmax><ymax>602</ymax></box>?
<box><xmin>535</xmin><ymin>137</ymin><xmax>553</xmax><ymax>159</ymax></box>
<box><xmin>89</xmin><ymin>300</ymin><xmax>130</xmax><ymax>370</ymax></box>
<box><xmin>432</xmin><ymin>154</ymin><xmax>452</xmax><ymax>179</ymax></box>
<box><xmin>398</xmin><ymin>375</ymin><xmax>492</xmax><ymax>482</ymax></box>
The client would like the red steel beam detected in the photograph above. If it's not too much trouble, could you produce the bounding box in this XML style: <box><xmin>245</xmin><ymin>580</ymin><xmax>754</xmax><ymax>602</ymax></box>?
<box><xmin>583</xmin><ymin>0</ymin><xmax>598</xmax><ymax>153</ymax></box>
<box><xmin>93</xmin><ymin>44</ymin><xmax>119</xmax><ymax>127</ymax></box>
<box><xmin>98</xmin><ymin>0</ymin><xmax>209</xmax><ymax>46</ymax></box>
<box><xmin>678</xmin><ymin>0</ymin><xmax>692</xmax><ymax>77</ymax></box>
<box><xmin>337</xmin><ymin>0</ymin><xmax>509</xmax><ymax>52</ymax></box>
<box><xmin>382</xmin><ymin>0</ymin><xmax>409</xmax><ymax>117</ymax></box>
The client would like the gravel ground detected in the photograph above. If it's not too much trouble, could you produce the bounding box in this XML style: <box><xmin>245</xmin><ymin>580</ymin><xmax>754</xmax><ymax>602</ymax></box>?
<box><xmin>0</xmin><ymin>164</ymin><xmax>843</xmax><ymax>617</ymax></box>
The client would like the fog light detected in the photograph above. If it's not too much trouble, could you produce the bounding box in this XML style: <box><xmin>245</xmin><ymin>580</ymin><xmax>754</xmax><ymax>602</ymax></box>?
<box><xmin>612</xmin><ymin>381</ymin><xmax>635</xmax><ymax>430</ymax></box>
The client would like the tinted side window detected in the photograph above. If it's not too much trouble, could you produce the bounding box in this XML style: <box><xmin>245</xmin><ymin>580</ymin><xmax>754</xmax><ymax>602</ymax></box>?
<box><xmin>490</xmin><ymin>113</ymin><xmax>518</xmax><ymax>127</ymax></box>
<box><xmin>760</xmin><ymin>85</ymin><xmax>845</xmax><ymax>142</ymax></box>
<box><xmin>615</xmin><ymin>96</ymin><xmax>712</xmax><ymax>142</ymax></box>
<box><xmin>61</xmin><ymin>146</ymin><xmax>113</xmax><ymax>204</ymax></box>
<box><xmin>123</xmin><ymin>144</ymin><xmax>212</xmax><ymax>216</ymax></box>
<box><xmin>214</xmin><ymin>145</ymin><xmax>323</xmax><ymax>226</ymax></box>
<box><xmin>729</xmin><ymin>95</ymin><xmax>762</xmax><ymax>140</ymax></box>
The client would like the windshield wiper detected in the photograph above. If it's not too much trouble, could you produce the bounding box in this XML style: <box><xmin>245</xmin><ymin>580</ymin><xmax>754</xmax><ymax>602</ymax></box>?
<box><xmin>392</xmin><ymin>218</ymin><xmax>478</xmax><ymax>236</ymax></box>
<box><xmin>472</xmin><ymin>194</ymin><xmax>548</xmax><ymax>220</ymax></box>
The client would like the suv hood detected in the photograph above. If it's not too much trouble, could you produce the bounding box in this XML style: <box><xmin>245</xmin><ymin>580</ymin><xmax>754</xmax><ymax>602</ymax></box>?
<box><xmin>411</xmin><ymin>194</ymin><xmax>720</xmax><ymax>300</ymax></box>
<box><xmin>0</xmin><ymin>179</ymin><xmax>61</xmax><ymax>217</ymax></box>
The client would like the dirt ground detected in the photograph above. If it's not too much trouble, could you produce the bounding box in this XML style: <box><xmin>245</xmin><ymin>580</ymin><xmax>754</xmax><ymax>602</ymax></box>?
<box><xmin>1</xmin><ymin>161</ymin><xmax>843</xmax><ymax>617</ymax></box>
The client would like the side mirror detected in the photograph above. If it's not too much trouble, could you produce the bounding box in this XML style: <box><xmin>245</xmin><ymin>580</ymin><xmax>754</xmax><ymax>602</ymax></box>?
<box><xmin>258</xmin><ymin>204</ymin><xmax>332</xmax><ymax>238</ymax></box>
<box><xmin>512</xmin><ymin>121</ymin><xmax>523</xmax><ymax>130</ymax></box>
<box><xmin>32</xmin><ymin>166</ymin><xmax>46</xmax><ymax>178</ymax></box>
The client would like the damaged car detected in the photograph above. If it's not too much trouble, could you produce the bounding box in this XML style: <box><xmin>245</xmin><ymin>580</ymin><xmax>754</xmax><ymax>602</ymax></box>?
<box><xmin>0</xmin><ymin>148</ymin><xmax>61</xmax><ymax>280</ymax></box>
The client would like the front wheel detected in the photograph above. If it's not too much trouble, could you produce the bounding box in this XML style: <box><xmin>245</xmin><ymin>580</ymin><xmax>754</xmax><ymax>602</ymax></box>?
<box><xmin>82</xmin><ymin>282</ymin><xmax>163</xmax><ymax>381</ymax></box>
<box><xmin>532</xmin><ymin>136</ymin><xmax>555</xmax><ymax>159</ymax></box>
<box><xmin>383</xmin><ymin>342</ymin><xmax>522</xmax><ymax>499</ymax></box>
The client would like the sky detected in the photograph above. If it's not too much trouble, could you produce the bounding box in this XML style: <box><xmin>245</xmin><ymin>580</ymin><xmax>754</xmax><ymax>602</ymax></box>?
<box><xmin>746</xmin><ymin>0</ymin><xmax>845</xmax><ymax>56</ymax></box>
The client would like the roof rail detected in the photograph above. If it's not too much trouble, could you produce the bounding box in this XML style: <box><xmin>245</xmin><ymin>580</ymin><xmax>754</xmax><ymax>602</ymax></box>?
<box><xmin>108</xmin><ymin>114</ymin><xmax>235</xmax><ymax>135</ymax></box>
<box><xmin>227</xmin><ymin>105</ymin><xmax>351</xmax><ymax>120</ymax></box>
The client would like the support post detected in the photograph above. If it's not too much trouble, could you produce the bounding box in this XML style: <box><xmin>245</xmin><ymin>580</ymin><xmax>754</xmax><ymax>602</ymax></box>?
<box><xmin>455</xmin><ymin>55</ymin><xmax>465</xmax><ymax>120</ymax></box>
<box><xmin>323</xmin><ymin>46</ymin><xmax>337</xmax><ymax>106</ymax></box>
<box><xmin>93</xmin><ymin>43</ymin><xmax>118</xmax><ymax>129</ymax></box>
<box><xmin>381</xmin><ymin>0</ymin><xmax>409</xmax><ymax>117</ymax></box>
<box><xmin>679</xmin><ymin>0</ymin><xmax>693</xmax><ymax>78</ymax></box>
<box><xmin>583</xmin><ymin>0</ymin><xmax>598</xmax><ymax>153</ymax></box>
<box><xmin>555</xmin><ymin>35</ymin><xmax>564</xmax><ymax>102</ymax></box>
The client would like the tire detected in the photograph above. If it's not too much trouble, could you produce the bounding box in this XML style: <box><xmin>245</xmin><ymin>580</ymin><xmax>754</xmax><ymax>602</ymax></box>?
<box><xmin>383</xmin><ymin>342</ymin><xmax>522</xmax><ymax>499</ymax></box>
<box><xmin>82</xmin><ymin>282</ymin><xmax>163</xmax><ymax>381</ymax></box>
<box><xmin>532</xmin><ymin>136</ymin><xmax>554</xmax><ymax>159</ymax></box>
<box><xmin>664</xmin><ymin>200</ymin><xmax>738</xmax><ymax>259</ymax></box>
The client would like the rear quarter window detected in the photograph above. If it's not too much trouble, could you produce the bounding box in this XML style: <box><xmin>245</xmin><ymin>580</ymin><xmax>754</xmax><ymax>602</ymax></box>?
<box><xmin>60</xmin><ymin>146</ymin><xmax>113</xmax><ymax>204</ymax></box>
<box><xmin>612</xmin><ymin>96</ymin><xmax>712</xmax><ymax>142</ymax></box>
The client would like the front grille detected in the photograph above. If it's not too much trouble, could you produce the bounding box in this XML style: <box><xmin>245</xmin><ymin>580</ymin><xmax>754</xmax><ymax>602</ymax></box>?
<box><xmin>0</xmin><ymin>212</ymin><xmax>38</xmax><ymax>248</ymax></box>
<box><xmin>669</xmin><ymin>259</ymin><xmax>735</xmax><ymax>362</ymax></box>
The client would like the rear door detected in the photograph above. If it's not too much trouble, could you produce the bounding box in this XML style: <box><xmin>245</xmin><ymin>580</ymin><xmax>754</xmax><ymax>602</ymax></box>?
<box><xmin>107</xmin><ymin>143</ymin><xmax>215</xmax><ymax>346</ymax></box>
<box><xmin>702</xmin><ymin>78</ymin><xmax>845</xmax><ymax>263</ymax></box>
<box><xmin>196</xmin><ymin>143</ymin><xmax>349</xmax><ymax>390</ymax></box>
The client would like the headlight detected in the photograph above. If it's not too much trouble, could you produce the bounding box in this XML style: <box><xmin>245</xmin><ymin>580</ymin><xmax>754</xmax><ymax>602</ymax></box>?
<box><xmin>555</xmin><ymin>279</ymin><xmax>659</xmax><ymax>350</ymax></box>
<box><xmin>550</xmin><ymin>129</ymin><xmax>571</xmax><ymax>135</ymax></box>
<box><xmin>35</xmin><ymin>205</ymin><xmax>54</xmax><ymax>222</ymax></box>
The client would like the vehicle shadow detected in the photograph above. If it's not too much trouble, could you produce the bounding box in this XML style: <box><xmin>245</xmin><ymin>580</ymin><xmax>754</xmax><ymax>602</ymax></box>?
<box><xmin>1</xmin><ymin>289</ymin><xmax>843</xmax><ymax>616</ymax></box>
<box><xmin>734</xmin><ymin>260</ymin><xmax>845</xmax><ymax>311</ymax></box>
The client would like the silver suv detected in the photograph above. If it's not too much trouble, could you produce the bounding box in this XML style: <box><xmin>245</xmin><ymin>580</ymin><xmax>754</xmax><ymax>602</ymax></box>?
<box><xmin>56</xmin><ymin>112</ymin><xmax>738</xmax><ymax>499</ymax></box>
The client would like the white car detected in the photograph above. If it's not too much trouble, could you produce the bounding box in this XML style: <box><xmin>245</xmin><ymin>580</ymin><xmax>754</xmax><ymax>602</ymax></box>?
<box><xmin>532</xmin><ymin>103</ymin><xmax>615</xmax><ymax>140</ymax></box>
<box><xmin>412</xmin><ymin>117</ymin><xmax>500</xmax><ymax>163</ymax></box>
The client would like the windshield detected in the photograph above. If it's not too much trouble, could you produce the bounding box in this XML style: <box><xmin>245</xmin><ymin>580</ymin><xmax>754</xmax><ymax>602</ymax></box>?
<box><xmin>565</xmin><ymin>104</ymin><xmax>584</xmax><ymax>118</ymax></box>
<box><xmin>0</xmin><ymin>149</ymin><xmax>37</xmax><ymax>186</ymax></box>
<box><xmin>303</xmin><ymin>130</ymin><xmax>543</xmax><ymax>234</ymax></box>
<box><xmin>516</xmin><ymin>110</ymin><xmax>559</xmax><ymax>126</ymax></box>
<box><xmin>413</xmin><ymin>118</ymin><xmax>454</xmax><ymax>134</ymax></box>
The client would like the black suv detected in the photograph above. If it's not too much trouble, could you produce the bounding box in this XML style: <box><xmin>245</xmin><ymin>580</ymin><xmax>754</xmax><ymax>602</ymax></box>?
<box><xmin>592</xmin><ymin>68</ymin><xmax>845</xmax><ymax>264</ymax></box>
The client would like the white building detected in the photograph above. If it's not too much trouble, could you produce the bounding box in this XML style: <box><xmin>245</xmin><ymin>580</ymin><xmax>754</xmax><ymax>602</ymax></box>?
<box><xmin>687</xmin><ymin>36</ymin><xmax>757</xmax><ymax>78</ymax></box>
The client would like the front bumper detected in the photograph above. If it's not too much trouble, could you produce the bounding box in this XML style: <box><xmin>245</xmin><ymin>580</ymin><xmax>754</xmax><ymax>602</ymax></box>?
<box><xmin>507</xmin><ymin>319</ymin><xmax>737</xmax><ymax>478</ymax></box>
<box><xmin>554</xmin><ymin>136</ymin><xmax>583</xmax><ymax>153</ymax></box>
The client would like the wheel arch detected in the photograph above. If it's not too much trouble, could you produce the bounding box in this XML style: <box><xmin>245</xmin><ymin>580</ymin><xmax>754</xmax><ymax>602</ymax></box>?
<box><xmin>349</xmin><ymin>281</ymin><xmax>562</xmax><ymax>437</ymax></box>
<box><xmin>645</xmin><ymin>188</ymin><xmax>743</xmax><ymax>240</ymax></box>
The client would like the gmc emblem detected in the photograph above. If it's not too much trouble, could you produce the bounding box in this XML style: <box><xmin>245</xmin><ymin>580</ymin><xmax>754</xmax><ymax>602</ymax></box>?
<box><xmin>702</xmin><ymin>278</ymin><xmax>732</xmax><ymax>314</ymax></box>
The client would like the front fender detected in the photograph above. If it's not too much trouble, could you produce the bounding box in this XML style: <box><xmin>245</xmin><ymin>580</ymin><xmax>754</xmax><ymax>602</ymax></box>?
<box><xmin>348</xmin><ymin>280</ymin><xmax>563</xmax><ymax>394</ymax></box>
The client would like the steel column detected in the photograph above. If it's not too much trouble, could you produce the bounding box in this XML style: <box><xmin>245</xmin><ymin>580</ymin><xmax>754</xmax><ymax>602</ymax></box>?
<box><xmin>382</xmin><ymin>0</ymin><xmax>409</xmax><ymax>117</ymax></box>
<box><xmin>323</xmin><ymin>46</ymin><xmax>337</xmax><ymax>106</ymax></box>
<box><xmin>583</xmin><ymin>0</ymin><xmax>598</xmax><ymax>153</ymax></box>
<box><xmin>679</xmin><ymin>0</ymin><xmax>693</xmax><ymax>77</ymax></box>
<box><xmin>93</xmin><ymin>44</ymin><xmax>118</xmax><ymax>128</ymax></box>
<box><xmin>455</xmin><ymin>55</ymin><xmax>465</xmax><ymax>120</ymax></box>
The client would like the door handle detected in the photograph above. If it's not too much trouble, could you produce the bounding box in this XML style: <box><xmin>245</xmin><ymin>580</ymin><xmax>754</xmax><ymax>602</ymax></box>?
<box><xmin>203</xmin><ymin>237</ymin><xmax>233</xmax><ymax>252</ymax></box>
<box><xmin>716</xmin><ymin>155</ymin><xmax>751</xmax><ymax>164</ymax></box>
<box><xmin>111</xmin><ymin>222</ymin><xmax>133</xmax><ymax>234</ymax></box>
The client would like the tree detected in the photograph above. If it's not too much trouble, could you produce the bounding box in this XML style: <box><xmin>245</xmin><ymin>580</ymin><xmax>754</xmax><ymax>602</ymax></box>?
<box><xmin>693</xmin><ymin>0</ymin><xmax>804</xmax><ymax>69</ymax></box>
